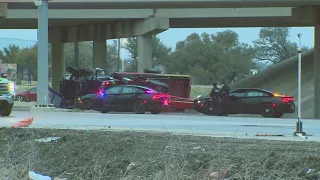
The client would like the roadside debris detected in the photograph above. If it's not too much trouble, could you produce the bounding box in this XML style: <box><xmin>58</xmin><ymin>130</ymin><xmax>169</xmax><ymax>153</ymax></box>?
<box><xmin>35</xmin><ymin>136</ymin><xmax>63</xmax><ymax>143</ymax></box>
<box><xmin>29</xmin><ymin>171</ymin><xmax>51</xmax><ymax>180</ymax></box>
<box><xmin>12</xmin><ymin>117</ymin><xmax>34</xmax><ymax>128</ymax></box>
<box><xmin>255</xmin><ymin>134</ymin><xmax>284</xmax><ymax>136</ymax></box>
<box><xmin>306</xmin><ymin>168</ymin><xmax>315</xmax><ymax>174</ymax></box>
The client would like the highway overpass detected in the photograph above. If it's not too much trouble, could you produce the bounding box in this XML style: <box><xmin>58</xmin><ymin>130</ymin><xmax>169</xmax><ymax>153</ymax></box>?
<box><xmin>1</xmin><ymin>0</ymin><xmax>320</xmax><ymax>118</ymax></box>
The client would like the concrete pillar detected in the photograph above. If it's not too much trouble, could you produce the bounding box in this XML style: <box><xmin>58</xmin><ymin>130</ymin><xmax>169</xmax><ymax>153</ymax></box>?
<box><xmin>0</xmin><ymin>3</ymin><xmax>7</xmax><ymax>18</ymax></box>
<box><xmin>314</xmin><ymin>24</ymin><xmax>320</xmax><ymax>119</ymax></box>
<box><xmin>74</xmin><ymin>41</ymin><xmax>79</xmax><ymax>68</ymax></box>
<box><xmin>93</xmin><ymin>39</ymin><xmax>107</xmax><ymax>71</ymax></box>
<box><xmin>36</xmin><ymin>0</ymin><xmax>49</xmax><ymax>106</ymax></box>
<box><xmin>137</xmin><ymin>34</ymin><xmax>153</xmax><ymax>72</ymax></box>
<box><xmin>51</xmin><ymin>41</ymin><xmax>65</xmax><ymax>93</ymax></box>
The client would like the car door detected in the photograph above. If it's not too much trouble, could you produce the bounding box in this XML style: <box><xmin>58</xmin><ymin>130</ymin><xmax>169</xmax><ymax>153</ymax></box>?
<box><xmin>26</xmin><ymin>87</ymin><xmax>37</xmax><ymax>101</ymax></box>
<box><xmin>228</xmin><ymin>90</ymin><xmax>247</xmax><ymax>114</ymax></box>
<box><xmin>117</xmin><ymin>87</ymin><xmax>141</xmax><ymax>111</ymax></box>
<box><xmin>244</xmin><ymin>90</ymin><xmax>271</xmax><ymax>114</ymax></box>
<box><xmin>103</xmin><ymin>86</ymin><xmax>123</xmax><ymax>110</ymax></box>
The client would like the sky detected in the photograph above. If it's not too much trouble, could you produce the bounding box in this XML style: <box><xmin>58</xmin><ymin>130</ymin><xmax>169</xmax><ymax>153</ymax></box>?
<box><xmin>0</xmin><ymin>27</ymin><xmax>314</xmax><ymax>57</ymax></box>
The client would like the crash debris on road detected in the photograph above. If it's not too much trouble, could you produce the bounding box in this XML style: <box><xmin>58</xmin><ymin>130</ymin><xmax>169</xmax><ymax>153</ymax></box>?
<box><xmin>0</xmin><ymin>128</ymin><xmax>319</xmax><ymax>180</ymax></box>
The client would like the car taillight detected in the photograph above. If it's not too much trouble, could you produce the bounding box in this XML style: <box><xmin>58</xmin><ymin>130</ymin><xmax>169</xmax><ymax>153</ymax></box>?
<box><xmin>152</xmin><ymin>94</ymin><xmax>170</xmax><ymax>99</ymax></box>
<box><xmin>282</xmin><ymin>97</ymin><xmax>293</xmax><ymax>103</ymax></box>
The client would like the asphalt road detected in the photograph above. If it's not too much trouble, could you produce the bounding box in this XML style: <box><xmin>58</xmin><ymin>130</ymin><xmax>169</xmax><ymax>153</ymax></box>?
<box><xmin>1</xmin><ymin>111</ymin><xmax>320</xmax><ymax>141</ymax></box>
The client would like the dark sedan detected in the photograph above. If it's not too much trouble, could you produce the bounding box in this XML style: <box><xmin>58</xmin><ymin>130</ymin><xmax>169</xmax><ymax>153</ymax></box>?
<box><xmin>194</xmin><ymin>88</ymin><xmax>295</xmax><ymax>118</ymax></box>
<box><xmin>75</xmin><ymin>85</ymin><xmax>170</xmax><ymax>114</ymax></box>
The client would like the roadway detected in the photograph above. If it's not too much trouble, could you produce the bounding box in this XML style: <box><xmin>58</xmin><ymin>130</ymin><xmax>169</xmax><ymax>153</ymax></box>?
<box><xmin>1</xmin><ymin>110</ymin><xmax>319</xmax><ymax>142</ymax></box>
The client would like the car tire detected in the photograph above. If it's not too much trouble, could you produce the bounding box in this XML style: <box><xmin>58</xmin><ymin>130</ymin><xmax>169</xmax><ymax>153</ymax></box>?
<box><xmin>261</xmin><ymin>104</ymin><xmax>275</xmax><ymax>118</ymax></box>
<box><xmin>219</xmin><ymin>113</ymin><xmax>229</xmax><ymax>116</ymax></box>
<box><xmin>16</xmin><ymin>95</ymin><xmax>24</xmax><ymax>102</ymax></box>
<box><xmin>150</xmin><ymin>110</ymin><xmax>161</xmax><ymax>114</ymax></box>
<box><xmin>133</xmin><ymin>100</ymin><xmax>146</xmax><ymax>114</ymax></box>
<box><xmin>0</xmin><ymin>103</ymin><xmax>13</xmax><ymax>116</ymax></box>
<box><xmin>274</xmin><ymin>112</ymin><xmax>284</xmax><ymax>118</ymax></box>
<box><xmin>101</xmin><ymin>110</ymin><xmax>108</xmax><ymax>113</ymax></box>
<box><xmin>82</xmin><ymin>99</ymin><xmax>93</xmax><ymax>110</ymax></box>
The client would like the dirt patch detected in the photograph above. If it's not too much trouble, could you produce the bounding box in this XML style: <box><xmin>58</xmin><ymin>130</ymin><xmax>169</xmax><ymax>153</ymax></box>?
<box><xmin>0</xmin><ymin>128</ymin><xmax>319</xmax><ymax>180</ymax></box>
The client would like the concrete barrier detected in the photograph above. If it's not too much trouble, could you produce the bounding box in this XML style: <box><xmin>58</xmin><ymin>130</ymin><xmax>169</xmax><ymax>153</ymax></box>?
<box><xmin>13</xmin><ymin>106</ymin><xmax>31</xmax><ymax>111</ymax></box>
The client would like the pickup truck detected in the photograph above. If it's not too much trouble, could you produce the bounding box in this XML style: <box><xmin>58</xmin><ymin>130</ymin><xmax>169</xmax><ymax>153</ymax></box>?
<box><xmin>0</xmin><ymin>73</ymin><xmax>15</xmax><ymax>116</ymax></box>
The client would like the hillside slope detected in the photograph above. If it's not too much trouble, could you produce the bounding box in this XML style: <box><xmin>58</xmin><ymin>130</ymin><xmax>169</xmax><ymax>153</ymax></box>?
<box><xmin>230</xmin><ymin>49</ymin><xmax>314</xmax><ymax>119</ymax></box>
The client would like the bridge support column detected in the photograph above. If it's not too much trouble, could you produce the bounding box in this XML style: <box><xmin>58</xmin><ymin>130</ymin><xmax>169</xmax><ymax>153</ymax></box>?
<box><xmin>93</xmin><ymin>39</ymin><xmax>107</xmax><ymax>71</ymax></box>
<box><xmin>314</xmin><ymin>24</ymin><xmax>320</xmax><ymax>119</ymax></box>
<box><xmin>0</xmin><ymin>3</ymin><xmax>7</xmax><ymax>18</ymax></box>
<box><xmin>137</xmin><ymin>33</ymin><xmax>153</xmax><ymax>72</ymax></box>
<box><xmin>51</xmin><ymin>39</ymin><xmax>65</xmax><ymax>93</ymax></box>
<box><xmin>36</xmin><ymin>0</ymin><xmax>49</xmax><ymax>106</ymax></box>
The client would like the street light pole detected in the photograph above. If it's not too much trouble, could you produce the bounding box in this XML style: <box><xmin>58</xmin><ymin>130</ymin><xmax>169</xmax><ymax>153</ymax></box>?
<box><xmin>294</xmin><ymin>33</ymin><xmax>306</xmax><ymax>138</ymax></box>
<box><xmin>117</xmin><ymin>38</ymin><xmax>121</xmax><ymax>72</ymax></box>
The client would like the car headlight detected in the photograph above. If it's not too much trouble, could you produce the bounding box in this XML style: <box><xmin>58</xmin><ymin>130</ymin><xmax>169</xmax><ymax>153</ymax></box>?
<box><xmin>77</xmin><ymin>97</ymin><xmax>82</xmax><ymax>103</ymax></box>
<box><xmin>8</xmin><ymin>82</ymin><xmax>15</xmax><ymax>94</ymax></box>
<box><xmin>197</xmin><ymin>100</ymin><xmax>201</xmax><ymax>104</ymax></box>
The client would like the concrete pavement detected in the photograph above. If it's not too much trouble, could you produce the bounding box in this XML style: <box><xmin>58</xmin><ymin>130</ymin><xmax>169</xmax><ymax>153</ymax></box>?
<box><xmin>1</xmin><ymin>110</ymin><xmax>319</xmax><ymax>142</ymax></box>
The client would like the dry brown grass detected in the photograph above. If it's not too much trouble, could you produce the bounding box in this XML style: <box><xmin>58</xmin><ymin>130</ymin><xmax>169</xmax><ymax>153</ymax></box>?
<box><xmin>0</xmin><ymin>128</ymin><xmax>319</xmax><ymax>180</ymax></box>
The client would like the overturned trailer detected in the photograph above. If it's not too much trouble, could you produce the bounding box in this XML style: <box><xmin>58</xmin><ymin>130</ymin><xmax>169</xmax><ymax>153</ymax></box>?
<box><xmin>54</xmin><ymin>66</ymin><xmax>194</xmax><ymax>111</ymax></box>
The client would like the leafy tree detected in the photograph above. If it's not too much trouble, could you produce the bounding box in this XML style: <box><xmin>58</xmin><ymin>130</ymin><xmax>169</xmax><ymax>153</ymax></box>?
<box><xmin>18</xmin><ymin>44</ymin><xmax>38</xmax><ymax>81</ymax></box>
<box><xmin>124</xmin><ymin>36</ymin><xmax>172</xmax><ymax>72</ymax></box>
<box><xmin>253</xmin><ymin>27</ymin><xmax>309</xmax><ymax>64</ymax></box>
<box><xmin>64</xmin><ymin>42</ymin><xmax>93</xmax><ymax>69</ymax></box>
<box><xmin>0</xmin><ymin>44</ymin><xmax>38</xmax><ymax>81</ymax></box>
<box><xmin>63</xmin><ymin>40</ymin><xmax>118</xmax><ymax>75</ymax></box>
<box><xmin>164</xmin><ymin>31</ymin><xmax>255</xmax><ymax>84</ymax></box>
<box><xmin>0</xmin><ymin>44</ymin><xmax>21</xmax><ymax>64</ymax></box>
<box><xmin>106</xmin><ymin>40</ymin><xmax>120</xmax><ymax>74</ymax></box>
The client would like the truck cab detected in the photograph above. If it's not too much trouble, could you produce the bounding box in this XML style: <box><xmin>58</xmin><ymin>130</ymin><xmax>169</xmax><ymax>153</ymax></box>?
<box><xmin>0</xmin><ymin>73</ymin><xmax>15</xmax><ymax>116</ymax></box>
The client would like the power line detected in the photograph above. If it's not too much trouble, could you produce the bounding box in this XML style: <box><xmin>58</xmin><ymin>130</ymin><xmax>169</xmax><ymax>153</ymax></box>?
<box><xmin>0</xmin><ymin>37</ymin><xmax>37</xmax><ymax>49</ymax></box>
<box><xmin>0</xmin><ymin>37</ymin><xmax>37</xmax><ymax>42</ymax></box>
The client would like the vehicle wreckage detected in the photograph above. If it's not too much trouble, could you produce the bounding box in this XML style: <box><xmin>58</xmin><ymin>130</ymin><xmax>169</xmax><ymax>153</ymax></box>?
<box><xmin>48</xmin><ymin>66</ymin><xmax>194</xmax><ymax>111</ymax></box>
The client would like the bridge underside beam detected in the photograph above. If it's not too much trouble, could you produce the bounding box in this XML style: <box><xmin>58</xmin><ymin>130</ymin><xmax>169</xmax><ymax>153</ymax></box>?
<box><xmin>0</xmin><ymin>3</ymin><xmax>7</xmax><ymax>18</ymax></box>
<box><xmin>170</xmin><ymin>17</ymin><xmax>311</xmax><ymax>28</ymax></box>
<box><xmin>291</xmin><ymin>7</ymin><xmax>320</xmax><ymax>25</ymax></box>
<box><xmin>7</xmin><ymin>8</ymin><xmax>291</xmax><ymax>19</ymax></box>
<box><xmin>0</xmin><ymin>16</ymin><xmax>311</xmax><ymax>29</ymax></box>
<box><xmin>7</xmin><ymin>0</ymin><xmax>320</xmax><ymax>9</ymax></box>
<box><xmin>48</xmin><ymin>18</ymin><xmax>169</xmax><ymax>43</ymax></box>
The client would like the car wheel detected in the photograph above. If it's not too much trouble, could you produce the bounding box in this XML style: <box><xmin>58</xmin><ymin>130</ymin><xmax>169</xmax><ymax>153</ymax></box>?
<box><xmin>133</xmin><ymin>100</ymin><xmax>146</xmax><ymax>114</ymax></box>
<box><xmin>274</xmin><ymin>112</ymin><xmax>284</xmax><ymax>118</ymax></box>
<box><xmin>150</xmin><ymin>110</ymin><xmax>161</xmax><ymax>114</ymax></box>
<box><xmin>0</xmin><ymin>103</ymin><xmax>13</xmax><ymax>116</ymax></box>
<box><xmin>17</xmin><ymin>95</ymin><xmax>24</xmax><ymax>102</ymax></box>
<box><xmin>101</xmin><ymin>110</ymin><xmax>108</xmax><ymax>113</ymax></box>
<box><xmin>82</xmin><ymin>99</ymin><xmax>93</xmax><ymax>110</ymax></box>
<box><xmin>261</xmin><ymin>104</ymin><xmax>275</xmax><ymax>118</ymax></box>
<box><xmin>219</xmin><ymin>113</ymin><xmax>229</xmax><ymax>116</ymax></box>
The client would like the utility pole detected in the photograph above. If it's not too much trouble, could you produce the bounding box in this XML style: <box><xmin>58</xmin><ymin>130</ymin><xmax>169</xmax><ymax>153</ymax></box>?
<box><xmin>117</xmin><ymin>38</ymin><xmax>120</xmax><ymax>72</ymax></box>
